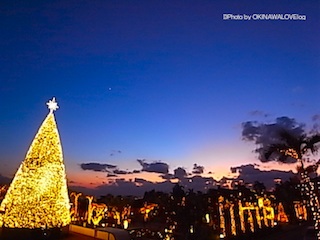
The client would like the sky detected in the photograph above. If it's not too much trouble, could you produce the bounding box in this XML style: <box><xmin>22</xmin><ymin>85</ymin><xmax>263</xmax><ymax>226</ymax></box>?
<box><xmin>1</xmin><ymin>0</ymin><xmax>319</xmax><ymax>196</ymax></box>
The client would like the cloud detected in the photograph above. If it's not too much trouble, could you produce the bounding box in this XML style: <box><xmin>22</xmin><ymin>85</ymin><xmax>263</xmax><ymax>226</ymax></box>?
<box><xmin>312</xmin><ymin>114</ymin><xmax>320</xmax><ymax>121</ymax></box>
<box><xmin>192</xmin><ymin>164</ymin><xmax>204</xmax><ymax>174</ymax></box>
<box><xmin>241</xmin><ymin>116</ymin><xmax>305</xmax><ymax>162</ymax></box>
<box><xmin>70</xmin><ymin>174</ymin><xmax>218</xmax><ymax>197</ymax></box>
<box><xmin>182</xmin><ymin>175</ymin><xmax>216</xmax><ymax>191</ymax></box>
<box><xmin>174</xmin><ymin>167</ymin><xmax>187</xmax><ymax>179</ymax></box>
<box><xmin>137</xmin><ymin>159</ymin><xmax>169</xmax><ymax>174</ymax></box>
<box><xmin>160</xmin><ymin>173</ymin><xmax>174</xmax><ymax>180</ymax></box>
<box><xmin>135</xmin><ymin>178</ymin><xmax>153</xmax><ymax>185</ymax></box>
<box><xmin>107</xmin><ymin>173</ymin><xmax>117</xmax><ymax>177</ymax></box>
<box><xmin>113</xmin><ymin>169</ymin><xmax>128</xmax><ymax>175</ymax></box>
<box><xmin>80</xmin><ymin>162</ymin><xmax>117</xmax><ymax>172</ymax></box>
<box><xmin>229</xmin><ymin>164</ymin><xmax>294</xmax><ymax>189</ymax></box>
<box><xmin>109</xmin><ymin>150</ymin><xmax>122</xmax><ymax>156</ymax></box>
<box><xmin>249</xmin><ymin>110</ymin><xmax>269</xmax><ymax>118</ymax></box>
<box><xmin>311</xmin><ymin>114</ymin><xmax>320</xmax><ymax>132</ymax></box>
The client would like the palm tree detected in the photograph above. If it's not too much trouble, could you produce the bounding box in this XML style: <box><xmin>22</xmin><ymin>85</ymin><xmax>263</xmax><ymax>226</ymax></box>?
<box><xmin>264</xmin><ymin>129</ymin><xmax>320</xmax><ymax>236</ymax></box>
<box><xmin>264</xmin><ymin>129</ymin><xmax>320</xmax><ymax>169</ymax></box>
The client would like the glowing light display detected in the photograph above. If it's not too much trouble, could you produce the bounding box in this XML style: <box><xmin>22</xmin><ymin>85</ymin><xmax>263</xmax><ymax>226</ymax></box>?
<box><xmin>86</xmin><ymin>195</ymin><xmax>94</xmax><ymax>224</ymax></box>
<box><xmin>140</xmin><ymin>203</ymin><xmax>158</xmax><ymax>222</ymax></box>
<box><xmin>280</xmin><ymin>148</ymin><xmax>299</xmax><ymax>160</ymax></box>
<box><xmin>70</xmin><ymin>192</ymin><xmax>82</xmax><ymax>221</ymax></box>
<box><xmin>0</xmin><ymin>98</ymin><xmax>71</xmax><ymax>229</ymax></box>
<box><xmin>218</xmin><ymin>196</ymin><xmax>226</xmax><ymax>238</ymax></box>
<box><xmin>277</xmin><ymin>202</ymin><xmax>288</xmax><ymax>223</ymax></box>
<box><xmin>282</xmin><ymin>145</ymin><xmax>320</xmax><ymax>237</ymax></box>
<box><xmin>229</xmin><ymin>203</ymin><xmax>236</xmax><ymax>235</ymax></box>
<box><xmin>236</xmin><ymin>196</ymin><xmax>277</xmax><ymax>236</ymax></box>
<box><xmin>91</xmin><ymin>203</ymin><xmax>107</xmax><ymax>226</ymax></box>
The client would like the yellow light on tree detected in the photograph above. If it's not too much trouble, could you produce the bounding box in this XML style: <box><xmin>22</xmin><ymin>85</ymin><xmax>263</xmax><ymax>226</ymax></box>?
<box><xmin>0</xmin><ymin>97</ymin><xmax>71</xmax><ymax>229</ymax></box>
<box><xmin>229</xmin><ymin>203</ymin><xmax>236</xmax><ymax>236</ymax></box>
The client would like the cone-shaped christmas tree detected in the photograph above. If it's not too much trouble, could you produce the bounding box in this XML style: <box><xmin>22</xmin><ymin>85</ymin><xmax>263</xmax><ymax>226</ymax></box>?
<box><xmin>0</xmin><ymin>98</ymin><xmax>71</xmax><ymax>229</ymax></box>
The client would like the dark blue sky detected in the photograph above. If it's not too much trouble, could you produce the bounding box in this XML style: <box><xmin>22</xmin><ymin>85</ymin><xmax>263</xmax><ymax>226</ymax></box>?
<box><xmin>0</xmin><ymin>0</ymin><xmax>319</xmax><ymax>193</ymax></box>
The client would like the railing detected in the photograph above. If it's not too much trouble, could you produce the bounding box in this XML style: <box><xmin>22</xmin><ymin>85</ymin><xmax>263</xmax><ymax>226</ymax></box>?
<box><xmin>69</xmin><ymin>224</ymin><xmax>130</xmax><ymax>240</ymax></box>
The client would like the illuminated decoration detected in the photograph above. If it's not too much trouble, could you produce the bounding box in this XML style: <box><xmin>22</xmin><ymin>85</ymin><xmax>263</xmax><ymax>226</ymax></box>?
<box><xmin>189</xmin><ymin>225</ymin><xmax>194</xmax><ymax>233</ymax></box>
<box><xmin>123</xmin><ymin>219</ymin><xmax>129</xmax><ymax>229</ymax></box>
<box><xmin>140</xmin><ymin>203</ymin><xmax>158</xmax><ymax>222</ymax></box>
<box><xmin>229</xmin><ymin>203</ymin><xmax>236</xmax><ymax>236</ymax></box>
<box><xmin>218</xmin><ymin>196</ymin><xmax>226</xmax><ymax>238</ymax></box>
<box><xmin>283</xmin><ymin>147</ymin><xmax>320</xmax><ymax>236</ymax></box>
<box><xmin>259</xmin><ymin>198</ymin><xmax>275</xmax><ymax>227</ymax></box>
<box><xmin>299</xmin><ymin>171</ymin><xmax>320</xmax><ymax>238</ymax></box>
<box><xmin>70</xmin><ymin>192</ymin><xmax>82</xmax><ymax>221</ymax></box>
<box><xmin>263</xmin><ymin>206</ymin><xmax>274</xmax><ymax>227</ymax></box>
<box><xmin>108</xmin><ymin>207</ymin><xmax>121</xmax><ymax>226</ymax></box>
<box><xmin>238</xmin><ymin>200</ymin><xmax>245</xmax><ymax>233</ymax></box>
<box><xmin>205</xmin><ymin>213</ymin><xmax>210</xmax><ymax>224</ymax></box>
<box><xmin>240</xmin><ymin>201</ymin><xmax>257</xmax><ymax>232</ymax></box>
<box><xmin>86</xmin><ymin>196</ymin><xmax>94</xmax><ymax>224</ymax></box>
<box><xmin>121</xmin><ymin>205</ymin><xmax>131</xmax><ymax>229</ymax></box>
<box><xmin>294</xmin><ymin>201</ymin><xmax>307</xmax><ymax>221</ymax></box>
<box><xmin>0</xmin><ymin>98</ymin><xmax>71</xmax><ymax>228</ymax></box>
<box><xmin>181</xmin><ymin>196</ymin><xmax>186</xmax><ymax>206</ymax></box>
<box><xmin>91</xmin><ymin>203</ymin><xmax>107</xmax><ymax>226</ymax></box>
<box><xmin>277</xmin><ymin>203</ymin><xmax>288</xmax><ymax>223</ymax></box>
<box><xmin>0</xmin><ymin>185</ymin><xmax>8</xmax><ymax>197</ymax></box>
<box><xmin>237</xmin><ymin>197</ymin><xmax>276</xmax><ymax>235</ymax></box>
<box><xmin>46</xmin><ymin>97</ymin><xmax>59</xmax><ymax>113</ymax></box>
<box><xmin>105</xmin><ymin>207</ymin><xmax>122</xmax><ymax>227</ymax></box>
<box><xmin>280</xmin><ymin>148</ymin><xmax>299</xmax><ymax>160</ymax></box>
<box><xmin>164</xmin><ymin>227</ymin><xmax>173</xmax><ymax>240</ymax></box>
<box><xmin>255</xmin><ymin>206</ymin><xmax>262</xmax><ymax>229</ymax></box>
<box><xmin>247</xmin><ymin>205</ymin><xmax>255</xmax><ymax>232</ymax></box>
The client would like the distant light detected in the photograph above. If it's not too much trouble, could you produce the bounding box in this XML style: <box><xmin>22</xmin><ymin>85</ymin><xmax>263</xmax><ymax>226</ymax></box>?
<box><xmin>190</xmin><ymin>225</ymin><xmax>194</xmax><ymax>233</ymax></box>
<box><xmin>123</xmin><ymin>220</ymin><xmax>129</xmax><ymax>229</ymax></box>
<box><xmin>205</xmin><ymin>213</ymin><xmax>210</xmax><ymax>223</ymax></box>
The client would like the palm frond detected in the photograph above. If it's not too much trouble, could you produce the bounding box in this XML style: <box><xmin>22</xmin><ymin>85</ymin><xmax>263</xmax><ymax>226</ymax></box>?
<box><xmin>264</xmin><ymin>144</ymin><xmax>292</xmax><ymax>162</ymax></box>
<box><xmin>304</xmin><ymin>134</ymin><xmax>320</xmax><ymax>154</ymax></box>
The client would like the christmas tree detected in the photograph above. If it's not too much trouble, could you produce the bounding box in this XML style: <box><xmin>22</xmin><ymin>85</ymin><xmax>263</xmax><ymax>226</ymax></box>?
<box><xmin>0</xmin><ymin>98</ymin><xmax>71</xmax><ymax>229</ymax></box>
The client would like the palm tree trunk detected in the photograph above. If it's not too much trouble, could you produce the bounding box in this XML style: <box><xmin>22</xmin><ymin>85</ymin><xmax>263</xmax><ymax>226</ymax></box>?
<box><xmin>298</xmin><ymin>159</ymin><xmax>320</xmax><ymax>239</ymax></box>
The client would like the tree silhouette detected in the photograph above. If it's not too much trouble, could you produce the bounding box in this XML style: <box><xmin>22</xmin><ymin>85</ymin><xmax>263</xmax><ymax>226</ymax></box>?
<box><xmin>253</xmin><ymin>181</ymin><xmax>266</xmax><ymax>195</ymax></box>
<box><xmin>242</xmin><ymin>116</ymin><xmax>320</xmax><ymax>236</ymax></box>
<box><xmin>263</xmin><ymin>129</ymin><xmax>320</xmax><ymax>168</ymax></box>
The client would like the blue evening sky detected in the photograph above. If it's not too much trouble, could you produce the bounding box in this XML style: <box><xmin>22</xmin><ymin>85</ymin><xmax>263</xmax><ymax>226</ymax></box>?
<box><xmin>0</xmin><ymin>0</ymin><xmax>319</xmax><ymax>191</ymax></box>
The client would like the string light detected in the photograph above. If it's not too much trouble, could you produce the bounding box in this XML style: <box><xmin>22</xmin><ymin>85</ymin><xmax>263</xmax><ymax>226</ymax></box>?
<box><xmin>0</xmin><ymin>98</ymin><xmax>70</xmax><ymax>228</ymax></box>
<box><xmin>218</xmin><ymin>196</ymin><xmax>226</xmax><ymax>238</ymax></box>
<box><xmin>140</xmin><ymin>203</ymin><xmax>158</xmax><ymax>222</ymax></box>
<box><xmin>238</xmin><ymin>200</ymin><xmax>245</xmax><ymax>233</ymax></box>
<box><xmin>70</xmin><ymin>192</ymin><xmax>82</xmax><ymax>221</ymax></box>
<box><xmin>280</xmin><ymin>148</ymin><xmax>299</xmax><ymax>159</ymax></box>
<box><xmin>277</xmin><ymin>203</ymin><xmax>288</xmax><ymax>223</ymax></box>
<box><xmin>229</xmin><ymin>203</ymin><xmax>236</xmax><ymax>235</ymax></box>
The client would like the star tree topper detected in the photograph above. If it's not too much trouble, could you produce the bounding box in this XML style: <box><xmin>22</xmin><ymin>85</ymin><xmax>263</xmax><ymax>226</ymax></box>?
<box><xmin>47</xmin><ymin>97</ymin><xmax>59</xmax><ymax>113</ymax></box>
